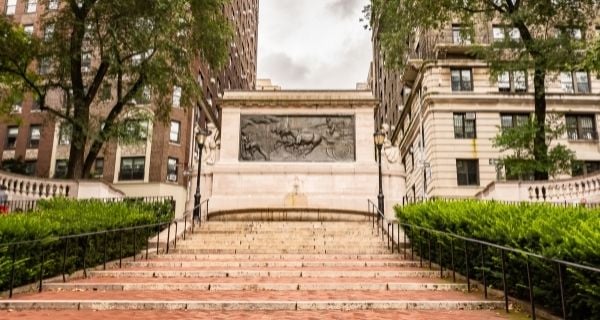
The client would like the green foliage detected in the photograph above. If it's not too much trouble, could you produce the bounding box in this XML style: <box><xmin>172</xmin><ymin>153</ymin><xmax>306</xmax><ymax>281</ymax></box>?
<box><xmin>0</xmin><ymin>198</ymin><xmax>174</xmax><ymax>292</ymax></box>
<box><xmin>0</xmin><ymin>0</ymin><xmax>233</xmax><ymax>178</ymax></box>
<box><xmin>493</xmin><ymin>115</ymin><xmax>575</xmax><ymax>179</ymax></box>
<box><xmin>397</xmin><ymin>200</ymin><xmax>600</xmax><ymax>319</ymax></box>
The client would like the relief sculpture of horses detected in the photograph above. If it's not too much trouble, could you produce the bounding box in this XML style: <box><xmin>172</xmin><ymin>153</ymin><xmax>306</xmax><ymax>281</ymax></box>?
<box><xmin>271</xmin><ymin>126</ymin><xmax>323</xmax><ymax>157</ymax></box>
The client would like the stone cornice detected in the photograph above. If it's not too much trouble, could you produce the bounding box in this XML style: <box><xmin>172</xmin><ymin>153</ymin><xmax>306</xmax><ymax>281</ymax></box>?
<box><xmin>220</xmin><ymin>90</ymin><xmax>377</xmax><ymax>108</ymax></box>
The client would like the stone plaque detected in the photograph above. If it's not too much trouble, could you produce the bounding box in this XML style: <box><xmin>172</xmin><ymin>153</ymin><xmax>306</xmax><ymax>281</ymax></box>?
<box><xmin>239</xmin><ymin>115</ymin><xmax>355</xmax><ymax>162</ymax></box>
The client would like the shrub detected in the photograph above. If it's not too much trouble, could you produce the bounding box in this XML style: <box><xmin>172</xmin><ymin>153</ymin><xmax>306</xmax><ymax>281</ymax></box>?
<box><xmin>0</xmin><ymin>198</ymin><xmax>174</xmax><ymax>293</ymax></box>
<box><xmin>397</xmin><ymin>200</ymin><xmax>600</xmax><ymax>319</ymax></box>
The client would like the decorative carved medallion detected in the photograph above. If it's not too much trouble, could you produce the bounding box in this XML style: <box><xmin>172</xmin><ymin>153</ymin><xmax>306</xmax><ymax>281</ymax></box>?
<box><xmin>239</xmin><ymin>115</ymin><xmax>355</xmax><ymax>162</ymax></box>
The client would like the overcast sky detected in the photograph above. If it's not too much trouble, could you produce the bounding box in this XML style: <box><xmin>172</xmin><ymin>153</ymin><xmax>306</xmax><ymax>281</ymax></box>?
<box><xmin>257</xmin><ymin>0</ymin><xmax>372</xmax><ymax>90</ymax></box>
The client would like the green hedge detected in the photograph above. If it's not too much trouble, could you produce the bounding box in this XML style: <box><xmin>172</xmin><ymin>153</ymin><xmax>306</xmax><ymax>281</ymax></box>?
<box><xmin>397</xmin><ymin>200</ymin><xmax>600</xmax><ymax>319</ymax></box>
<box><xmin>0</xmin><ymin>198</ymin><xmax>174</xmax><ymax>292</ymax></box>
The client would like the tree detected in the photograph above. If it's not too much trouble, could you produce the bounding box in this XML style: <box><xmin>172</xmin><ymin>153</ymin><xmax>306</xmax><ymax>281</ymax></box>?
<box><xmin>493</xmin><ymin>115</ymin><xmax>575</xmax><ymax>180</ymax></box>
<box><xmin>0</xmin><ymin>0</ymin><xmax>232</xmax><ymax>179</ymax></box>
<box><xmin>368</xmin><ymin>0</ymin><xmax>599</xmax><ymax>180</ymax></box>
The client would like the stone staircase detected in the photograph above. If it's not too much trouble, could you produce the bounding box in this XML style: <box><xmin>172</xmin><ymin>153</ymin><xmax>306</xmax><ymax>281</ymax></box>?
<box><xmin>0</xmin><ymin>219</ymin><xmax>519</xmax><ymax>319</ymax></box>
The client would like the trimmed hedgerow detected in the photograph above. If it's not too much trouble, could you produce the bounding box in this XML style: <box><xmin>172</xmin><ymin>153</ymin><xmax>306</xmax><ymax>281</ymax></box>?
<box><xmin>0</xmin><ymin>198</ymin><xmax>174</xmax><ymax>293</ymax></box>
<box><xmin>397</xmin><ymin>200</ymin><xmax>600</xmax><ymax>319</ymax></box>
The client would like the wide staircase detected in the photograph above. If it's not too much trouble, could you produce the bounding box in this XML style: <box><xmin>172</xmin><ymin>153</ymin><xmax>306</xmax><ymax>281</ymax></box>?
<box><xmin>1</xmin><ymin>219</ymin><xmax>517</xmax><ymax>319</ymax></box>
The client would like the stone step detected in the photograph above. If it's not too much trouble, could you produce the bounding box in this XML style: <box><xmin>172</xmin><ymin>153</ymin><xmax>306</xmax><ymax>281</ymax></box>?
<box><xmin>43</xmin><ymin>281</ymin><xmax>467</xmax><ymax>292</ymax></box>
<box><xmin>172</xmin><ymin>248</ymin><xmax>393</xmax><ymax>254</ymax></box>
<box><xmin>149</xmin><ymin>254</ymin><xmax>404</xmax><ymax>261</ymax></box>
<box><xmin>0</xmin><ymin>310</ymin><xmax>522</xmax><ymax>320</ymax></box>
<box><xmin>0</xmin><ymin>299</ymin><xmax>505</xmax><ymax>311</ymax></box>
<box><xmin>122</xmin><ymin>260</ymin><xmax>421</xmax><ymax>268</ymax></box>
<box><xmin>87</xmin><ymin>269</ymin><xmax>447</xmax><ymax>278</ymax></box>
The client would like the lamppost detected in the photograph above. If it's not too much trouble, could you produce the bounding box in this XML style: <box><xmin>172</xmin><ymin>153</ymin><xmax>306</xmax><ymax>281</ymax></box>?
<box><xmin>373</xmin><ymin>130</ymin><xmax>386</xmax><ymax>215</ymax></box>
<box><xmin>193</xmin><ymin>127</ymin><xmax>211</xmax><ymax>223</ymax></box>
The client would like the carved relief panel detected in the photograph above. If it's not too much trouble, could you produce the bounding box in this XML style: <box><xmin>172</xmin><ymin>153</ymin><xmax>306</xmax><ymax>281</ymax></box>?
<box><xmin>239</xmin><ymin>115</ymin><xmax>355</xmax><ymax>162</ymax></box>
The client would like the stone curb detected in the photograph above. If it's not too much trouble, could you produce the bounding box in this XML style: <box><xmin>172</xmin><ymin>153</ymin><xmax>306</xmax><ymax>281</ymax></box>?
<box><xmin>87</xmin><ymin>270</ymin><xmax>449</xmax><ymax>278</ymax></box>
<box><xmin>122</xmin><ymin>260</ymin><xmax>421</xmax><ymax>268</ymax></box>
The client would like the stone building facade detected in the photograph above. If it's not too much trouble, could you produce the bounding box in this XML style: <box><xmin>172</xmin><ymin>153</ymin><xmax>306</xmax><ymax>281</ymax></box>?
<box><xmin>371</xmin><ymin>22</ymin><xmax>600</xmax><ymax>201</ymax></box>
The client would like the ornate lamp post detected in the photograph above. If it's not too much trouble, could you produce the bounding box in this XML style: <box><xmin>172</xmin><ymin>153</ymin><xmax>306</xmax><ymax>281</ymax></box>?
<box><xmin>374</xmin><ymin>130</ymin><xmax>386</xmax><ymax>215</ymax></box>
<box><xmin>193</xmin><ymin>127</ymin><xmax>211</xmax><ymax>222</ymax></box>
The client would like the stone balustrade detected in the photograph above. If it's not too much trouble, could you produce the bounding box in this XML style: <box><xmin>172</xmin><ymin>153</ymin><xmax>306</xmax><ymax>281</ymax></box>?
<box><xmin>0</xmin><ymin>171</ymin><xmax>76</xmax><ymax>200</ymax></box>
<box><xmin>0</xmin><ymin>170</ymin><xmax>124</xmax><ymax>201</ymax></box>
<box><xmin>477</xmin><ymin>172</ymin><xmax>600</xmax><ymax>203</ymax></box>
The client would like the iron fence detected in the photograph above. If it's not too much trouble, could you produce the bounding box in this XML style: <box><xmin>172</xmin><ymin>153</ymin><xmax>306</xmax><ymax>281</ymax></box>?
<box><xmin>0</xmin><ymin>197</ymin><xmax>210</xmax><ymax>297</ymax></box>
<box><xmin>369</xmin><ymin>199</ymin><xmax>600</xmax><ymax>320</ymax></box>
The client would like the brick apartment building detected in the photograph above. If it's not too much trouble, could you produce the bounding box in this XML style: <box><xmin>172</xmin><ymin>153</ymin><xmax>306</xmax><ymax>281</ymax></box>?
<box><xmin>0</xmin><ymin>0</ymin><xmax>258</xmax><ymax>204</ymax></box>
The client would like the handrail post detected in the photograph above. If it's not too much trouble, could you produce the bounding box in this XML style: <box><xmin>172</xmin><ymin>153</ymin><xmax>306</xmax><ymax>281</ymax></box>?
<box><xmin>419</xmin><ymin>230</ymin><xmax>423</xmax><ymax>268</ymax></box>
<box><xmin>166</xmin><ymin>223</ymin><xmax>171</xmax><ymax>254</ymax></box>
<box><xmin>558</xmin><ymin>263</ymin><xmax>567</xmax><ymax>320</ymax></box>
<box><xmin>38</xmin><ymin>246</ymin><xmax>45</xmax><ymax>292</ymax></box>
<box><xmin>174</xmin><ymin>222</ymin><xmax>178</xmax><ymax>249</ymax></box>
<box><xmin>133</xmin><ymin>228</ymin><xmax>137</xmax><ymax>262</ymax></box>
<box><xmin>9</xmin><ymin>244</ymin><xmax>17</xmax><ymax>298</ymax></box>
<box><xmin>62</xmin><ymin>238</ymin><xmax>69</xmax><ymax>282</ymax></box>
<box><xmin>427</xmin><ymin>232</ymin><xmax>432</xmax><ymax>269</ymax></box>
<box><xmin>438</xmin><ymin>238</ymin><xmax>443</xmax><ymax>278</ymax></box>
<box><xmin>145</xmin><ymin>226</ymin><xmax>149</xmax><ymax>260</ymax></box>
<box><xmin>82</xmin><ymin>235</ymin><xmax>88</xmax><ymax>278</ymax></box>
<box><xmin>450</xmin><ymin>238</ymin><xmax>455</xmax><ymax>282</ymax></box>
<box><xmin>500</xmin><ymin>249</ymin><xmax>509</xmax><ymax>313</ymax></box>
<box><xmin>183</xmin><ymin>216</ymin><xmax>187</xmax><ymax>240</ymax></box>
<box><xmin>119</xmin><ymin>230</ymin><xmax>123</xmax><ymax>268</ymax></box>
<box><xmin>103</xmin><ymin>231</ymin><xmax>108</xmax><ymax>270</ymax></box>
<box><xmin>481</xmin><ymin>244</ymin><xmax>487</xmax><ymax>299</ymax></box>
<box><xmin>403</xmin><ymin>227</ymin><xmax>407</xmax><ymax>259</ymax></box>
<box><xmin>464</xmin><ymin>241</ymin><xmax>470</xmax><ymax>292</ymax></box>
<box><xmin>526</xmin><ymin>257</ymin><xmax>536</xmax><ymax>320</ymax></box>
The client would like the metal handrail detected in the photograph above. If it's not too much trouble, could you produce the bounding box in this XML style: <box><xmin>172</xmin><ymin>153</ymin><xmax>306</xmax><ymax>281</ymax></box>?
<box><xmin>369</xmin><ymin>198</ymin><xmax>600</xmax><ymax>320</ymax></box>
<box><xmin>0</xmin><ymin>197</ymin><xmax>190</xmax><ymax>298</ymax></box>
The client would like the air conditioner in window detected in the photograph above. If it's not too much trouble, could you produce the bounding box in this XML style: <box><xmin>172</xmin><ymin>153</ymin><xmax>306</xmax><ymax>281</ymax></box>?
<box><xmin>167</xmin><ymin>174</ymin><xmax>177</xmax><ymax>182</ymax></box>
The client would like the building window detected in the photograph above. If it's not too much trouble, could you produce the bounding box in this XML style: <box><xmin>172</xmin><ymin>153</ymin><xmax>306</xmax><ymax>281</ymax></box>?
<box><xmin>572</xmin><ymin>161</ymin><xmax>600</xmax><ymax>177</ymax></box>
<box><xmin>93</xmin><ymin>158</ymin><xmax>104</xmax><ymax>178</ymax></box>
<box><xmin>81</xmin><ymin>51</ymin><xmax>92</xmax><ymax>72</ymax></box>
<box><xmin>451</xmin><ymin>69</ymin><xmax>473</xmax><ymax>91</ymax></box>
<box><xmin>5</xmin><ymin>0</ymin><xmax>17</xmax><ymax>15</ymax></box>
<box><xmin>172</xmin><ymin>86</ymin><xmax>182</xmax><ymax>108</ymax></box>
<box><xmin>5</xmin><ymin>126</ymin><xmax>18</xmax><ymax>150</ymax></box>
<box><xmin>560</xmin><ymin>71</ymin><xmax>590</xmax><ymax>93</ymax></box>
<box><xmin>498</xmin><ymin>71</ymin><xmax>527</xmax><ymax>93</ymax></box>
<box><xmin>24</xmin><ymin>161</ymin><xmax>37</xmax><ymax>176</ymax></box>
<box><xmin>28</xmin><ymin>125</ymin><xmax>41</xmax><ymax>149</ymax></box>
<box><xmin>11</xmin><ymin>100</ymin><xmax>22</xmax><ymax>113</ymax></box>
<box><xmin>54</xmin><ymin>160</ymin><xmax>67</xmax><ymax>179</ymax></box>
<box><xmin>452</xmin><ymin>24</ymin><xmax>471</xmax><ymax>44</ymax></box>
<box><xmin>456</xmin><ymin>159</ymin><xmax>479</xmax><ymax>186</ymax></box>
<box><xmin>167</xmin><ymin>157</ymin><xmax>178</xmax><ymax>182</ymax></box>
<box><xmin>100</xmin><ymin>83</ymin><xmax>111</xmax><ymax>101</ymax></box>
<box><xmin>43</xmin><ymin>24</ymin><xmax>54</xmax><ymax>41</ymax></box>
<box><xmin>58</xmin><ymin>123</ymin><xmax>71</xmax><ymax>145</ymax></box>
<box><xmin>453</xmin><ymin>113</ymin><xmax>476</xmax><ymax>139</ymax></box>
<box><xmin>566</xmin><ymin>114</ymin><xmax>596</xmax><ymax>140</ymax></box>
<box><xmin>500</xmin><ymin>114</ymin><xmax>529</xmax><ymax>130</ymax></box>
<box><xmin>169</xmin><ymin>120</ymin><xmax>180</xmax><ymax>143</ymax></box>
<box><xmin>119</xmin><ymin>157</ymin><xmax>145</xmax><ymax>181</ymax></box>
<box><xmin>492</xmin><ymin>26</ymin><xmax>520</xmax><ymax>42</ymax></box>
<box><xmin>24</xmin><ymin>24</ymin><xmax>34</xmax><ymax>36</ymax></box>
<box><xmin>26</xmin><ymin>0</ymin><xmax>37</xmax><ymax>13</ymax></box>
<box><xmin>48</xmin><ymin>0</ymin><xmax>59</xmax><ymax>10</ymax></box>
<box><xmin>38</xmin><ymin>58</ymin><xmax>51</xmax><ymax>75</ymax></box>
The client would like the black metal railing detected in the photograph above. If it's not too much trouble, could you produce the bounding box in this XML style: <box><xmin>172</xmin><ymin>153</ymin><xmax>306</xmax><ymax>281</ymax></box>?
<box><xmin>0</xmin><ymin>197</ymin><xmax>211</xmax><ymax>298</ymax></box>
<box><xmin>368</xmin><ymin>199</ymin><xmax>600</xmax><ymax>320</ymax></box>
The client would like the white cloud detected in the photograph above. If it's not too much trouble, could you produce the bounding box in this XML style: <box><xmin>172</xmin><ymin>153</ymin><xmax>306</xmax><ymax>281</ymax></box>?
<box><xmin>257</xmin><ymin>0</ymin><xmax>372</xmax><ymax>89</ymax></box>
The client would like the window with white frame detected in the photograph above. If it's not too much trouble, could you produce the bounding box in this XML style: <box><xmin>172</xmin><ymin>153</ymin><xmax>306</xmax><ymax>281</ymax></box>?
<box><xmin>167</xmin><ymin>157</ymin><xmax>178</xmax><ymax>182</ymax></box>
<box><xmin>54</xmin><ymin>160</ymin><xmax>68</xmax><ymax>179</ymax></box>
<box><xmin>498</xmin><ymin>70</ymin><xmax>527</xmax><ymax>93</ymax></box>
<box><xmin>172</xmin><ymin>86</ymin><xmax>182</xmax><ymax>107</ymax></box>
<box><xmin>560</xmin><ymin>71</ymin><xmax>590</xmax><ymax>93</ymax></box>
<box><xmin>24</xmin><ymin>25</ymin><xmax>34</xmax><ymax>36</ymax></box>
<box><xmin>26</xmin><ymin>0</ymin><xmax>37</xmax><ymax>13</ymax></box>
<box><xmin>119</xmin><ymin>157</ymin><xmax>145</xmax><ymax>181</ymax></box>
<box><xmin>451</xmin><ymin>69</ymin><xmax>473</xmax><ymax>91</ymax></box>
<box><xmin>169</xmin><ymin>121</ymin><xmax>180</xmax><ymax>143</ymax></box>
<box><xmin>5</xmin><ymin>0</ymin><xmax>17</xmax><ymax>15</ymax></box>
<box><xmin>452</xmin><ymin>24</ymin><xmax>471</xmax><ymax>44</ymax></box>
<box><xmin>28</xmin><ymin>125</ymin><xmax>41</xmax><ymax>148</ymax></box>
<box><xmin>48</xmin><ymin>0</ymin><xmax>59</xmax><ymax>10</ymax></box>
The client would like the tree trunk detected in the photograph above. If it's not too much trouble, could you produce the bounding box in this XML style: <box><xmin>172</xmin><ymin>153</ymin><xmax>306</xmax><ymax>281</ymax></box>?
<box><xmin>66</xmin><ymin>128</ymin><xmax>86</xmax><ymax>179</ymax></box>
<box><xmin>82</xmin><ymin>139</ymin><xmax>103</xmax><ymax>179</ymax></box>
<box><xmin>533</xmin><ymin>66</ymin><xmax>549</xmax><ymax>180</ymax></box>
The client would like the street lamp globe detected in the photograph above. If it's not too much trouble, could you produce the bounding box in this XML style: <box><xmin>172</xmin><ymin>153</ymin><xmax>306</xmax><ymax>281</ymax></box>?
<box><xmin>373</xmin><ymin>130</ymin><xmax>385</xmax><ymax>147</ymax></box>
